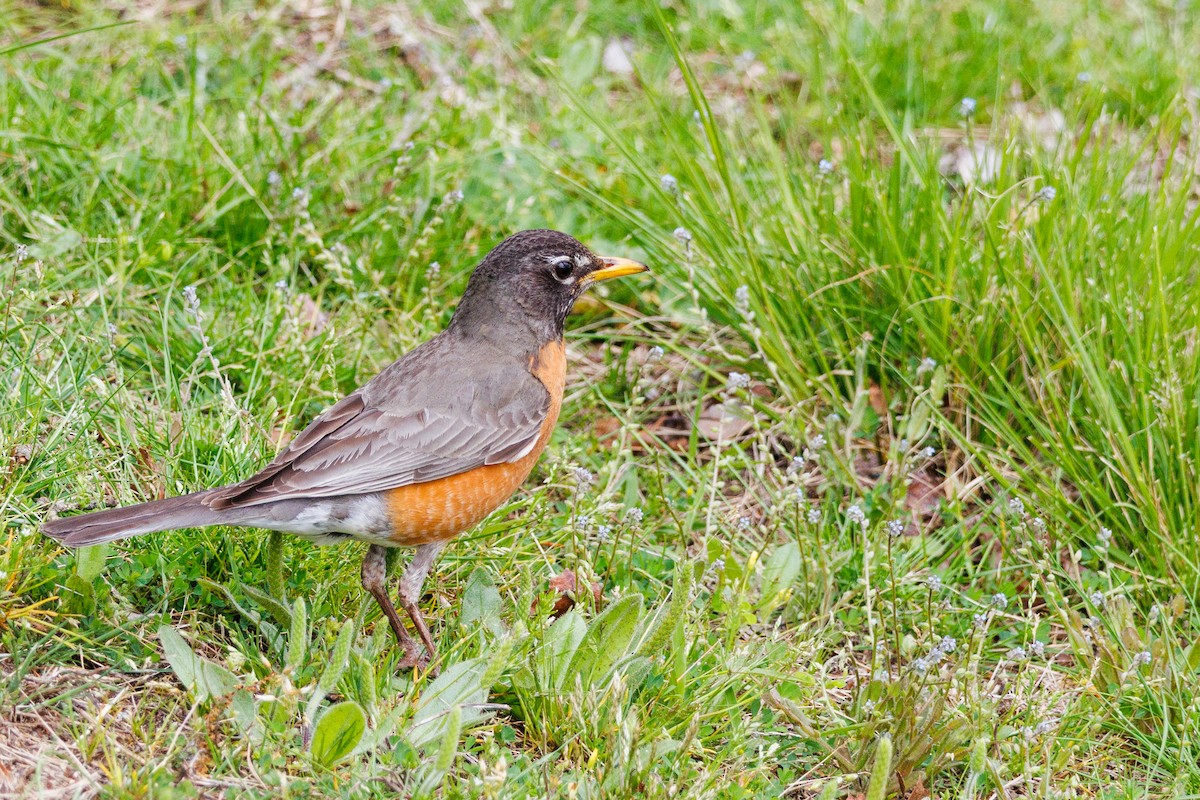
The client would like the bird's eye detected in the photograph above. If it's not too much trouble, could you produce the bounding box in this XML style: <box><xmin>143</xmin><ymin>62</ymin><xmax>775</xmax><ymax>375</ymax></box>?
<box><xmin>550</xmin><ymin>258</ymin><xmax>574</xmax><ymax>282</ymax></box>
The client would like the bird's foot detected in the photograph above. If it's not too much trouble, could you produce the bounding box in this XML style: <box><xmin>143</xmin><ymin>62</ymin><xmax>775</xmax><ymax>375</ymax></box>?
<box><xmin>396</xmin><ymin>642</ymin><xmax>437</xmax><ymax>676</ymax></box>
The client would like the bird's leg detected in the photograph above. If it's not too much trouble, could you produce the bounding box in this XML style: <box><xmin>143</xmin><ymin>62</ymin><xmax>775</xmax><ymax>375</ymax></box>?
<box><xmin>397</xmin><ymin>542</ymin><xmax>446</xmax><ymax>667</ymax></box>
<box><xmin>360</xmin><ymin>544</ymin><xmax>422</xmax><ymax>667</ymax></box>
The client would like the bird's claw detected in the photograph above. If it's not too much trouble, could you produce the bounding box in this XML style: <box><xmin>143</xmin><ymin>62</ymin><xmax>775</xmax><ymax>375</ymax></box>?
<box><xmin>396</xmin><ymin>642</ymin><xmax>437</xmax><ymax>675</ymax></box>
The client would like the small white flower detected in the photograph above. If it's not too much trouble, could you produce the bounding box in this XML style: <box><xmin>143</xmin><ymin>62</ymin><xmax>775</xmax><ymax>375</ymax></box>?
<box><xmin>1090</xmin><ymin>591</ymin><xmax>1105</xmax><ymax>609</ymax></box>
<box><xmin>991</xmin><ymin>592</ymin><xmax>1008</xmax><ymax>609</ymax></box>
<box><xmin>737</xmin><ymin>516</ymin><xmax>752</xmax><ymax>530</ymax></box>
<box><xmin>573</xmin><ymin>467</ymin><xmax>595</xmax><ymax>491</ymax></box>
<box><xmin>596</xmin><ymin>524</ymin><xmax>612</xmax><ymax>542</ymax></box>
<box><xmin>1008</xmin><ymin>497</ymin><xmax>1025</xmax><ymax>517</ymax></box>
<box><xmin>1132</xmin><ymin>650</ymin><xmax>1151</xmax><ymax>668</ymax></box>
<box><xmin>1023</xmin><ymin>719</ymin><xmax>1056</xmax><ymax>741</ymax></box>
<box><xmin>808</xmin><ymin>433</ymin><xmax>826</xmax><ymax>450</ymax></box>
<box><xmin>1008</xmin><ymin>646</ymin><xmax>1027</xmax><ymax>661</ymax></box>
<box><xmin>647</xmin><ymin>345</ymin><xmax>665</xmax><ymax>361</ymax></box>
<box><xmin>672</xmin><ymin>226</ymin><xmax>693</xmax><ymax>245</ymax></box>
<box><xmin>1037</xmin><ymin>185</ymin><xmax>1057</xmax><ymax>202</ymax></box>
<box><xmin>660</xmin><ymin>174</ymin><xmax>678</xmax><ymax>195</ymax></box>
<box><xmin>959</xmin><ymin>97</ymin><xmax>977</xmax><ymax>118</ymax></box>
<box><xmin>919</xmin><ymin>446</ymin><xmax>936</xmax><ymax>459</ymax></box>
<box><xmin>1097</xmin><ymin>526</ymin><xmax>1112</xmax><ymax>546</ymax></box>
<box><xmin>885</xmin><ymin>519</ymin><xmax>905</xmax><ymax>538</ymax></box>
<box><xmin>182</xmin><ymin>285</ymin><xmax>201</xmax><ymax>317</ymax></box>
<box><xmin>934</xmin><ymin>636</ymin><xmax>957</xmax><ymax>655</ymax></box>
<box><xmin>873</xmin><ymin>668</ymin><xmax>891</xmax><ymax>682</ymax></box>
<box><xmin>727</xmin><ymin>372</ymin><xmax>751</xmax><ymax>391</ymax></box>
<box><xmin>267</xmin><ymin>170</ymin><xmax>281</xmax><ymax>186</ymax></box>
<box><xmin>625</xmin><ymin>507</ymin><xmax>644</xmax><ymax>525</ymax></box>
<box><xmin>274</xmin><ymin>279</ymin><xmax>288</xmax><ymax>292</ymax></box>
<box><xmin>911</xmin><ymin>656</ymin><xmax>931</xmax><ymax>674</ymax></box>
<box><xmin>575</xmin><ymin>514</ymin><xmax>591</xmax><ymax>530</ymax></box>
<box><xmin>973</xmin><ymin>612</ymin><xmax>989</xmax><ymax>629</ymax></box>
<box><xmin>443</xmin><ymin>189</ymin><xmax>465</xmax><ymax>204</ymax></box>
<box><xmin>846</xmin><ymin>504</ymin><xmax>867</xmax><ymax>528</ymax></box>
<box><xmin>734</xmin><ymin>284</ymin><xmax>751</xmax><ymax>314</ymax></box>
<box><xmin>862</xmin><ymin>699</ymin><xmax>876</xmax><ymax>715</ymax></box>
<box><xmin>917</xmin><ymin>357</ymin><xmax>937</xmax><ymax>375</ymax></box>
<box><xmin>925</xmin><ymin>575</ymin><xmax>943</xmax><ymax>592</ymax></box>
<box><xmin>1031</xmin><ymin>517</ymin><xmax>1047</xmax><ymax>533</ymax></box>
<box><xmin>817</xmin><ymin>158</ymin><xmax>834</xmax><ymax>175</ymax></box>
<box><xmin>426</xmin><ymin>261</ymin><xmax>441</xmax><ymax>281</ymax></box>
<box><xmin>805</xmin><ymin>506</ymin><xmax>821</xmax><ymax>525</ymax></box>
<box><xmin>1077</xmin><ymin>71</ymin><xmax>1092</xmax><ymax>83</ymax></box>
<box><xmin>1030</xmin><ymin>640</ymin><xmax>1045</xmax><ymax>658</ymax></box>
<box><xmin>710</xmin><ymin>557</ymin><xmax>725</xmax><ymax>574</ymax></box>
<box><xmin>15</xmin><ymin>244</ymin><xmax>29</xmax><ymax>262</ymax></box>
<box><xmin>173</xmin><ymin>34</ymin><xmax>188</xmax><ymax>48</ymax></box>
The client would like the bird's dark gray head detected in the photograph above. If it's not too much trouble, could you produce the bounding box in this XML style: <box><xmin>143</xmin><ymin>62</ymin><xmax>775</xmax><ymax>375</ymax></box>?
<box><xmin>449</xmin><ymin>229</ymin><xmax>647</xmax><ymax>348</ymax></box>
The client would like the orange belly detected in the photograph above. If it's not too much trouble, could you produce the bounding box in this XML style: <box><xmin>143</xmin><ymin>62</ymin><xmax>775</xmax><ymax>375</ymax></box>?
<box><xmin>384</xmin><ymin>339</ymin><xmax>565</xmax><ymax>547</ymax></box>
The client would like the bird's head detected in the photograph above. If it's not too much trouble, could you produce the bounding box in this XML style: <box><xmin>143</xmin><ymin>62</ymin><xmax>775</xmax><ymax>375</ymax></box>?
<box><xmin>450</xmin><ymin>229</ymin><xmax>648</xmax><ymax>344</ymax></box>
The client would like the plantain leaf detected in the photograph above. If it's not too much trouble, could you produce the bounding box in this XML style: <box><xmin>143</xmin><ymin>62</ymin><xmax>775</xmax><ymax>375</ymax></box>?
<box><xmin>75</xmin><ymin>544</ymin><xmax>108</xmax><ymax>581</ymax></box>
<box><xmin>157</xmin><ymin>625</ymin><xmax>238</xmax><ymax>702</ymax></box>
<box><xmin>408</xmin><ymin>658</ymin><xmax>496</xmax><ymax>750</ymax></box>
<box><xmin>538</xmin><ymin>610</ymin><xmax>586</xmax><ymax>691</ymax></box>
<box><xmin>459</xmin><ymin>568</ymin><xmax>504</xmax><ymax>637</ymax></box>
<box><xmin>564</xmin><ymin>594</ymin><xmax>643</xmax><ymax>688</ymax></box>
<box><xmin>311</xmin><ymin>700</ymin><xmax>367</xmax><ymax>767</ymax></box>
<box><xmin>758</xmin><ymin>542</ymin><xmax>800</xmax><ymax>612</ymax></box>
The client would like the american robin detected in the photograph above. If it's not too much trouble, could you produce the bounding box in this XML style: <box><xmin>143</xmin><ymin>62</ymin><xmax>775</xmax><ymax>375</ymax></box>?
<box><xmin>43</xmin><ymin>229</ymin><xmax>648</xmax><ymax>669</ymax></box>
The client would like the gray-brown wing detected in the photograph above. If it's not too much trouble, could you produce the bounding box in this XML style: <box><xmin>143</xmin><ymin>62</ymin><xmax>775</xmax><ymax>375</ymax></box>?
<box><xmin>214</xmin><ymin>336</ymin><xmax>549</xmax><ymax>508</ymax></box>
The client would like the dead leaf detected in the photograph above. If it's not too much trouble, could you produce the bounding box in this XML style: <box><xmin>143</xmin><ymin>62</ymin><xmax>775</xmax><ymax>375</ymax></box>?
<box><xmin>696</xmin><ymin>401</ymin><xmax>755</xmax><ymax>441</ymax></box>
<box><xmin>905</xmin><ymin>465</ymin><xmax>944</xmax><ymax>518</ymax></box>
<box><xmin>593</xmin><ymin>416</ymin><xmax>621</xmax><ymax>442</ymax></box>
<box><xmin>293</xmin><ymin>294</ymin><xmax>329</xmax><ymax>339</ymax></box>
<box><xmin>540</xmin><ymin>569</ymin><xmax>603</xmax><ymax>619</ymax></box>
<box><xmin>868</xmin><ymin>383</ymin><xmax>887</xmax><ymax>415</ymax></box>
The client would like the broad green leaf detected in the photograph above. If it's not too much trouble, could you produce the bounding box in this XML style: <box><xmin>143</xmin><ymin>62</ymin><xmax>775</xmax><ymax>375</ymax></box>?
<box><xmin>157</xmin><ymin>625</ymin><xmax>238</xmax><ymax>702</ymax></box>
<box><xmin>535</xmin><ymin>610</ymin><xmax>586</xmax><ymax>691</ymax></box>
<box><xmin>231</xmin><ymin>689</ymin><xmax>263</xmax><ymax>741</ymax></box>
<box><xmin>409</xmin><ymin>658</ymin><xmax>490</xmax><ymax>749</ymax></box>
<box><xmin>560</xmin><ymin>35</ymin><xmax>602</xmax><ymax>88</ymax></box>
<box><xmin>564</xmin><ymin>594</ymin><xmax>644</xmax><ymax>688</ymax></box>
<box><xmin>758</xmin><ymin>542</ymin><xmax>801</xmax><ymax>611</ymax></box>
<box><xmin>458</xmin><ymin>568</ymin><xmax>504</xmax><ymax>636</ymax></box>
<box><xmin>63</xmin><ymin>575</ymin><xmax>95</xmax><ymax>615</ymax></box>
<box><xmin>311</xmin><ymin>701</ymin><xmax>367</xmax><ymax>767</ymax></box>
<box><xmin>75</xmin><ymin>544</ymin><xmax>108</xmax><ymax>582</ymax></box>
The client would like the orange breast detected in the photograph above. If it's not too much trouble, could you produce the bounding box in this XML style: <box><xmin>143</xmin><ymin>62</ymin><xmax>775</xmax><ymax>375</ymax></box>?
<box><xmin>384</xmin><ymin>340</ymin><xmax>565</xmax><ymax>546</ymax></box>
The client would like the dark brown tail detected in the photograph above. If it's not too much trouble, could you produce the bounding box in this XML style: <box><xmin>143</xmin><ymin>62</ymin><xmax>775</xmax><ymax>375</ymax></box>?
<box><xmin>42</xmin><ymin>490</ymin><xmax>227</xmax><ymax>548</ymax></box>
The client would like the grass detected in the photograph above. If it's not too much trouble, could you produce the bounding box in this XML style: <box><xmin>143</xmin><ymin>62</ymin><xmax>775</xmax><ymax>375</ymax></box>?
<box><xmin>3</xmin><ymin>0</ymin><xmax>1200</xmax><ymax>796</ymax></box>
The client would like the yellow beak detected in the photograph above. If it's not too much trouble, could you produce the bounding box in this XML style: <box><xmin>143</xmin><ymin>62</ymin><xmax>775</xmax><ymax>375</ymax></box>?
<box><xmin>590</xmin><ymin>256</ymin><xmax>650</xmax><ymax>283</ymax></box>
